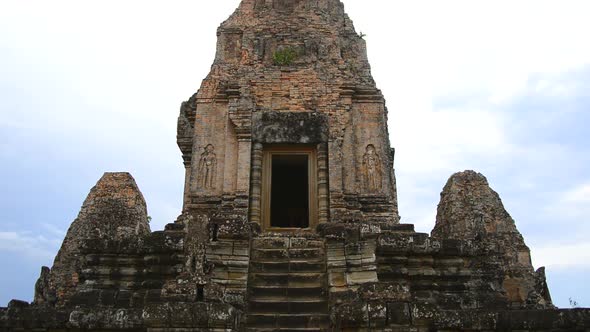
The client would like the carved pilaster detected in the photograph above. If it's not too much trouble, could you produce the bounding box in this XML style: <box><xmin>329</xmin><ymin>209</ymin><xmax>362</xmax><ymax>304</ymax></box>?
<box><xmin>249</xmin><ymin>143</ymin><xmax>263</xmax><ymax>225</ymax></box>
<box><xmin>318</xmin><ymin>142</ymin><xmax>329</xmax><ymax>224</ymax></box>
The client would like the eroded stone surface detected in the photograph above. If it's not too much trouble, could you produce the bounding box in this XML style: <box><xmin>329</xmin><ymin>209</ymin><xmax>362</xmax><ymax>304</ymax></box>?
<box><xmin>433</xmin><ymin>170</ymin><xmax>521</xmax><ymax>239</ymax></box>
<box><xmin>432</xmin><ymin>170</ymin><xmax>553</xmax><ymax>309</ymax></box>
<box><xmin>41</xmin><ymin>172</ymin><xmax>151</xmax><ymax>306</ymax></box>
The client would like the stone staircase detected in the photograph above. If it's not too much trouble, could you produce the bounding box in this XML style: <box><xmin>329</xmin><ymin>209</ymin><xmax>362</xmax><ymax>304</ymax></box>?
<box><xmin>245</xmin><ymin>235</ymin><xmax>330</xmax><ymax>331</ymax></box>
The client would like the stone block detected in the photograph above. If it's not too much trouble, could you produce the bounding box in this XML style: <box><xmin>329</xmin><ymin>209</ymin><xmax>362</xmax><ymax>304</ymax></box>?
<box><xmin>329</xmin><ymin>271</ymin><xmax>347</xmax><ymax>287</ymax></box>
<box><xmin>369</xmin><ymin>302</ymin><xmax>387</xmax><ymax>328</ymax></box>
<box><xmin>440</xmin><ymin>239</ymin><xmax>464</xmax><ymax>255</ymax></box>
<box><xmin>387</xmin><ymin>302</ymin><xmax>411</xmax><ymax>325</ymax></box>
<box><xmin>347</xmin><ymin>271</ymin><xmax>378</xmax><ymax>285</ymax></box>
<box><xmin>115</xmin><ymin>291</ymin><xmax>132</xmax><ymax>307</ymax></box>
<box><xmin>232</xmin><ymin>245</ymin><xmax>250</xmax><ymax>256</ymax></box>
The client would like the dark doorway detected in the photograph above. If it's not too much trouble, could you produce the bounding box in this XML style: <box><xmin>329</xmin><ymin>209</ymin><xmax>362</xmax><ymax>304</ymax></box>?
<box><xmin>270</xmin><ymin>154</ymin><xmax>309</xmax><ymax>228</ymax></box>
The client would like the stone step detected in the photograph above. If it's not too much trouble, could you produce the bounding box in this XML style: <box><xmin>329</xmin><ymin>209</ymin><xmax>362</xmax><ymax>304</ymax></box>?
<box><xmin>245</xmin><ymin>328</ymin><xmax>325</xmax><ymax>332</ymax></box>
<box><xmin>248</xmin><ymin>285</ymin><xmax>326</xmax><ymax>298</ymax></box>
<box><xmin>246</xmin><ymin>313</ymin><xmax>329</xmax><ymax>328</ymax></box>
<box><xmin>250</xmin><ymin>261</ymin><xmax>326</xmax><ymax>273</ymax></box>
<box><xmin>249</xmin><ymin>295</ymin><xmax>326</xmax><ymax>304</ymax></box>
<box><xmin>412</xmin><ymin>282</ymin><xmax>468</xmax><ymax>292</ymax></box>
<box><xmin>247</xmin><ymin>237</ymin><xmax>328</xmax><ymax>330</ymax></box>
<box><xmin>377</xmin><ymin>270</ymin><xmax>472</xmax><ymax>282</ymax></box>
<box><xmin>253</xmin><ymin>237</ymin><xmax>325</xmax><ymax>250</ymax></box>
<box><xmin>251</xmin><ymin>248</ymin><xmax>325</xmax><ymax>261</ymax></box>
<box><xmin>250</xmin><ymin>272</ymin><xmax>326</xmax><ymax>287</ymax></box>
<box><xmin>249</xmin><ymin>299</ymin><xmax>329</xmax><ymax>314</ymax></box>
<box><xmin>288</xmin><ymin>248</ymin><xmax>325</xmax><ymax>260</ymax></box>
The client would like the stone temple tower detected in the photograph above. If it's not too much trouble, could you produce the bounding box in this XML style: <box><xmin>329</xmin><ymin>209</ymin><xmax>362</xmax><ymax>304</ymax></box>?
<box><xmin>2</xmin><ymin>0</ymin><xmax>589</xmax><ymax>331</ymax></box>
<box><xmin>177</xmin><ymin>0</ymin><xmax>399</xmax><ymax>237</ymax></box>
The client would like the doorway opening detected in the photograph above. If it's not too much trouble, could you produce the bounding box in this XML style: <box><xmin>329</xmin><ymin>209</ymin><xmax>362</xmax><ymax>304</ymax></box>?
<box><xmin>261</xmin><ymin>146</ymin><xmax>317</xmax><ymax>231</ymax></box>
<box><xmin>271</xmin><ymin>154</ymin><xmax>309</xmax><ymax>228</ymax></box>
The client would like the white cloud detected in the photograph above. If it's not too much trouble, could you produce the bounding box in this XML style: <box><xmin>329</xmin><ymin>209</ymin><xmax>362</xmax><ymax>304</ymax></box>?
<box><xmin>40</xmin><ymin>223</ymin><xmax>66</xmax><ymax>239</ymax></box>
<box><xmin>392</xmin><ymin>105</ymin><xmax>512</xmax><ymax>232</ymax></box>
<box><xmin>393</xmin><ymin>108</ymin><xmax>510</xmax><ymax>175</ymax></box>
<box><xmin>544</xmin><ymin>183</ymin><xmax>590</xmax><ymax>220</ymax></box>
<box><xmin>0</xmin><ymin>231</ymin><xmax>61</xmax><ymax>263</ymax></box>
<box><xmin>531</xmin><ymin>242</ymin><xmax>590</xmax><ymax>270</ymax></box>
<box><xmin>353</xmin><ymin>0</ymin><xmax>590</xmax><ymax>107</ymax></box>
<box><xmin>145</xmin><ymin>201</ymin><xmax>183</xmax><ymax>231</ymax></box>
<box><xmin>341</xmin><ymin>1</ymin><xmax>590</xmax><ymax>239</ymax></box>
<box><xmin>562</xmin><ymin>184</ymin><xmax>590</xmax><ymax>204</ymax></box>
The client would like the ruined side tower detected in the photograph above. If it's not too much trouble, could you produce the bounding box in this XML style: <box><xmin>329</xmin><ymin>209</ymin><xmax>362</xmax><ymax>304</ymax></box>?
<box><xmin>177</xmin><ymin>0</ymin><xmax>399</xmax><ymax>237</ymax></box>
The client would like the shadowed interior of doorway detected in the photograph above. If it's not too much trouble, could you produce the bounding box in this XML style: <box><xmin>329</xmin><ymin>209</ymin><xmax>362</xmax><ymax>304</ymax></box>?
<box><xmin>270</xmin><ymin>154</ymin><xmax>309</xmax><ymax>228</ymax></box>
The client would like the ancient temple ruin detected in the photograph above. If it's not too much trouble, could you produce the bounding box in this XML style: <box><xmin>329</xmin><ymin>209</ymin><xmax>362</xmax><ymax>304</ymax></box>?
<box><xmin>2</xmin><ymin>0</ymin><xmax>589</xmax><ymax>331</ymax></box>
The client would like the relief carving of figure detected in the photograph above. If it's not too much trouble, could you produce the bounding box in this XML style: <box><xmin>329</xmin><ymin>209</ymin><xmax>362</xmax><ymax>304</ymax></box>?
<box><xmin>197</xmin><ymin>144</ymin><xmax>217</xmax><ymax>189</ymax></box>
<box><xmin>362</xmin><ymin>144</ymin><xmax>382</xmax><ymax>193</ymax></box>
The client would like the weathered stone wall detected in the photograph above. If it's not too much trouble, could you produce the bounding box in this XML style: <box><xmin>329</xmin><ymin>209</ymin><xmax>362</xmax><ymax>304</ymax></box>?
<box><xmin>1</xmin><ymin>302</ymin><xmax>240</xmax><ymax>331</ymax></box>
<box><xmin>71</xmin><ymin>228</ymin><xmax>185</xmax><ymax>308</ymax></box>
<box><xmin>205</xmin><ymin>239</ymin><xmax>250</xmax><ymax>308</ymax></box>
<box><xmin>329</xmin><ymin>224</ymin><xmax>562</xmax><ymax>329</ymax></box>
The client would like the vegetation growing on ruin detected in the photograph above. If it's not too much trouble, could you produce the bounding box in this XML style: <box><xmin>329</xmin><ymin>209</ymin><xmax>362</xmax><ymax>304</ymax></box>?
<box><xmin>272</xmin><ymin>47</ymin><xmax>298</xmax><ymax>66</ymax></box>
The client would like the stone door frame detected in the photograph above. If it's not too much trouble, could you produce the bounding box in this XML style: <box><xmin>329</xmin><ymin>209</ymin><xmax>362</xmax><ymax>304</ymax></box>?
<box><xmin>250</xmin><ymin>143</ymin><xmax>329</xmax><ymax>232</ymax></box>
<box><xmin>261</xmin><ymin>145</ymin><xmax>317</xmax><ymax>232</ymax></box>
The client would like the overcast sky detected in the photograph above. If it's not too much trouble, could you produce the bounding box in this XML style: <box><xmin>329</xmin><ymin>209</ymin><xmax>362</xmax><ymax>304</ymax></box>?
<box><xmin>0</xmin><ymin>0</ymin><xmax>588</xmax><ymax>308</ymax></box>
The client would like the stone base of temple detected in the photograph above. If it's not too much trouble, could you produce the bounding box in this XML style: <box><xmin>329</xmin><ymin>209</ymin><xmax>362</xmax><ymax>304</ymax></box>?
<box><xmin>3</xmin><ymin>303</ymin><xmax>590</xmax><ymax>331</ymax></box>
<box><xmin>3</xmin><ymin>221</ymin><xmax>590</xmax><ymax>331</ymax></box>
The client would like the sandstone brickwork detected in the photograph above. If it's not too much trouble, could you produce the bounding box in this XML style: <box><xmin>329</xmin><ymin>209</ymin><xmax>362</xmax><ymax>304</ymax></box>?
<box><xmin>1</xmin><ymin>0</ymin><xmax>588</xmax><ymax>331</ymax></box>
